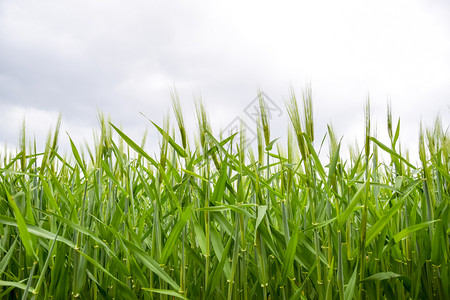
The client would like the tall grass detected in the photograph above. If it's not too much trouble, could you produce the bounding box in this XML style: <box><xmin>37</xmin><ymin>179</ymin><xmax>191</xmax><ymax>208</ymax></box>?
<box><xmin>0</xmin><ymin>92</ymin><xmax>449</xmax><ymax>299</ymax></box>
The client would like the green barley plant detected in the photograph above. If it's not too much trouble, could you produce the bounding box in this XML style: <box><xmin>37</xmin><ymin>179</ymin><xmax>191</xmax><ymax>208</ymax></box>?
<box><xmin>0</xmin><ymin>90</ymin><xmax>449</xmax><ymax>299</ymax></box>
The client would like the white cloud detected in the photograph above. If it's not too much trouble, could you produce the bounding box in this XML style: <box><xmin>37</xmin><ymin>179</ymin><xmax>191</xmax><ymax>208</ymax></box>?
<box><xmin>0</xmin><ymin>104</ymin><xmax>61</xmax><ymax>148</ymax></box>
<box><xmin>0</xmin><ymin>0</ymin><xmax>449</xmax><ymax>163</ymax></box>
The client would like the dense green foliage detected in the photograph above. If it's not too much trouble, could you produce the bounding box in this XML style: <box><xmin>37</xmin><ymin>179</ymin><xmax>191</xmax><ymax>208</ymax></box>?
<box><xmin>0</xmin><ymin>92</ymin><xmax>449</xmax><ymax>299</ymax></box>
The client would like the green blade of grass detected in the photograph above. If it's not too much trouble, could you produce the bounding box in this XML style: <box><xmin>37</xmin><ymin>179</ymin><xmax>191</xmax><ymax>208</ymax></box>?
<box><xmin>208</xmin><ymin>235</ymin><xmax>233</xmax><ymax>297</ymax></box>
<box><xmin>281</xmin><ymin>226</ymin><xmax>299</xmax><ymax>284</ymax></box>
<box><xmin>0</xmin><ymin>280</ymin><xmax>35</xmax><ymax>293</ymax></box>
<box><xmin>366</xmin><ymin>182</ymin><xmax>417</xmax><ymax>245</ymax></box>
<box><xmin>0</xmin><ymin>239</ymin><xmax>17</xmax><ymax>274</ymax></box>
<box><xmin>394</xmin><ymin>220</ymin><xmax>439</xmax><ymax>243</ymax></box>
<box><xmin>142</xmin><ymin>288</ymin><xmax>188</xmax><ymax>299</ymax></box>
<box><xmin>160</xmin><ymin>205</ymin><xmax>192</xmax><ymax>264</ymax></box>
<box><xmin>77</xmin><ymin>250</ymin><xmax>138</xmax><ymax>300</ymax></box>
<box><xmin>338</xmin><ymin>180</ymin><xmax>367</xmax><ymax>228</ymax></box>
<box><xmin>344</xmin><ymin>265</ymin><xmax>358</xmax><ymax>300</ymax></box>
<box><xmin>147</xmin><ymin>118</ymin><xmax>188</xmax><ymax>158</ymax></box>
<box><xmin>67</xmin><ymin>134</ymin><xmax>86</xmax><ymax>177</ymax></box>
<box><xmin>121</xmin><ymin>238</ymin><xmax>181</xmax><ymax>291</ymax></box>
<box><xmin>109</xmin><ymin>122</ymin><xmax>158</xmax><ymax>167</ymax></box>
<box><xmin>370</xmin><ymin>137</ymin><xmax>416</xmax><ymax>169</ymax></box>
<box><xmin>2</xmin><ymin>184</ymin><xmax>37</xmax><ymax>261</ymax></box>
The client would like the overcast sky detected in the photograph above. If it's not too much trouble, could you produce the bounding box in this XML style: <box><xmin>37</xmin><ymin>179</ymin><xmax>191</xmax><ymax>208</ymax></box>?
<box><xmin>1</xmin><ymin>0</ymin><xmax>449</xmax><ymax>163</ymax></box>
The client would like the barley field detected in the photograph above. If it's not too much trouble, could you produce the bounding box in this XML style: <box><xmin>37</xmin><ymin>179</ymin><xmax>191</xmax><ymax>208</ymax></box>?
<box><xmin>0</xmin><ymin>92</ymin><xmax>449</xmax><ymax>299</ymax></box>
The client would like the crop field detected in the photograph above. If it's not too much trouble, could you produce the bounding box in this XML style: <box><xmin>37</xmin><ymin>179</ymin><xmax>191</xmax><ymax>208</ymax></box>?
<box><xmin>0</xmin><ymin>92</ymin><xmax>449</xmax><ymax>299</ymax></box>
